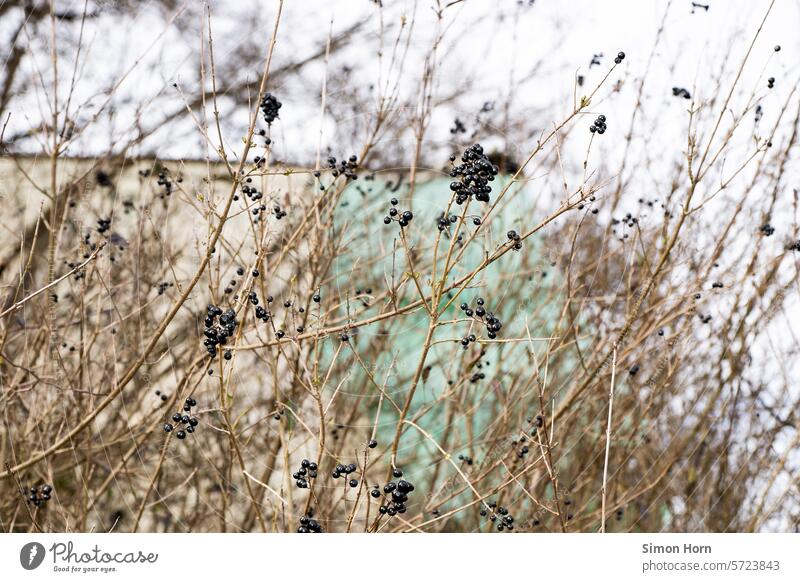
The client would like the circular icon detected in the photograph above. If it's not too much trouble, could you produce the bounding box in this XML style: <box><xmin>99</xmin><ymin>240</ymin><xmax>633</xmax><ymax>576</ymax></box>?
<box><xmin>19</xmin><ymin>542</ymin><xmax>46</xmax><ymax>570</ymax></box>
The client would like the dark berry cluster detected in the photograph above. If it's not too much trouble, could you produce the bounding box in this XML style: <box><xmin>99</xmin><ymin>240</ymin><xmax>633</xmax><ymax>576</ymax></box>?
<box><xmin>259</xmin><ymin>92</ymin><xmax>282</xmax><ymax>125</ymax></box>
<box><xmin>65</xmin><ymin>258</ymin><xmax>86</xmax><ymax>280</ymax></box>
<box><xmin>26</xmin><ymin>484</ymin><xmax>52</xmax><ymax>507</ymax></box>
<box><xmin>436</xmin><ymin>210</ymin><xmax>459</xmax><ymax>232</ymax></box>
<box><xmin>760</xmin><ymin>223</ymin><xmax>775</xmax><ymax>236</ymax></box>
<box><xmin>788</xmin><ymin>240</ymin><xmax>800</xmax><ymax>251</ymax></box>
<box><xmin>469</xmin><ymin>368</ymin><xmax>486</xmax><ymax>383</ymax></box>
<box><xmin>272</xmin><ymin>203</ymin><xmax>287</xmax><ymax>219</ymax></box>
<box><xmin>589</xmin><ymin>114</ymin><xmax>607</xmax><ymax>135</ymax></box>
<box><xmin>238</xmin><ymin>178</ymin><xmax>263</xmax><ymax>204</ymax></box>
<box><xmin>468</xmin><ymin>355</ymin><xmax>490</xmax><ymax>384</ymax></box>
<box><xmin>326</xmin><ymin>155</ymin><xmax>359</xmax><ymax>180</ymax></box>
<box><xmin>97</xmin><ymin>217</ymin><xmax>111</xmax><ymax>234</ymax></box>
<box><xmin>163</xmin><ymin>397</ymin><xmax>199</xmax><ymax>440</ymax></box>
<box><xmin>459</xmin><ymin>297</ymin><xmax>503</xmax><ymax>342</ymax></box>
<box><xmin>156</xmin><ymin>281</ymin><xmax>173</xmax><ymax>295</ymax></box>
<box><xmin>448</xmin><ymin>143</ymin><xmax>498</xmax><ymax>204</ymax></box>
<box><xmin>479</xmin><ymin>501</ymin><xmax>515</xmax><ymax>531</ymax></box>
<box><xmin>528</xmin><ymin>414</ymin><xmax>544</xmax><ymax>434</ymax></box>
<box><xmin>297</xmin><ymin>514</ymin><xmax>322</xmax><ymax>533</ymax></box>
<box><xmin>255</xmin><ymin>128</ymin><xmax>272</xmax><ymax>145</ymax></box>
<box><xmin>293</xmin><ymin>459</ymin><xmax>318</xmax><ymax>489</ymax></box>
<box><xmin>332</xmin><ymin>463</ymin><xmax>359</xmax><ymax>487</ymax></box>
<box><xmin>672</xmin><ymin>87</ymin><xmax>691</xmax><ymax>99</ymax></box>
<box><xmin>96</xmin><ymin>169</ymin><xmax>113</xmax><ymax>187</ymax></box>
<box><xmin>156</xmin><ymin>169</ymin><xmax>179</xmax><ymax>198</ymax></box>
<box><xmin>612</xmin><ymin>212</ymin><xmax>638</xmax><ymax>240</ymax></box>
<box><xmin>711</xmin><ymin>281</ymin><xmax>723</xmax><ymax>289</ymax></box>
<box><xmin>202</xmin><ymin>305</ymin><xmax>238</xmax><ymax>359</ymax></box>
<box><xmin>253</xmin><ymin>292</ymin><xmax>272</xmax><ymax>322</ymax></box>
<box><xmin>506</xmin><ymin>229</ymin><xmax>523</xmax><ymax>250</ymax></box>
<box><xmin>457</xmin><ymin>453</ymin><xmax>474</xmax><ymax>465</ymax></box>
<box><xmin>450</xmin><ymin>117</ymin><xmax>466</xmax><ymax>134</ymax></box>
<box><xmin>614</xmin><ymin>51</ymin><xmax>626</xmax><ymax>64</ymax></box>
<box><xmin>767</xmin><ymin>77</ymin><xmax>775</xmax><ymax>89</ymax></box>
<box><xmin>383</xmin><ymin>197</ymin><xmax>414</xmax><ymax>227</ymax></box>
<box><xmin>374</xmin><ymin>468</ymin><xmax>415</xmax><ymax>516</ymax></box>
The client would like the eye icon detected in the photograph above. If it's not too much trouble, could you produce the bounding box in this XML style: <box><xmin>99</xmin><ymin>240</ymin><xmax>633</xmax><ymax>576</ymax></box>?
<box><xmin>20</xmin><ymin>542</ymin><xmax>46</xmax><ymax>570</ymax></box>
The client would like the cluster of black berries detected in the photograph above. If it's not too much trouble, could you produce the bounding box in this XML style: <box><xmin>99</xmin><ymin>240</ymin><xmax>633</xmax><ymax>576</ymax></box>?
<box><xmin>238</xmin><ymin>179</ymin><xmax>263</xmax><ymax>204</ymax></box>
<box><xmin>259</xmin><ymin>93</ymin><xmax>282</xmax><ymax>125</ymax></box>
<box><xmin>251</xmin><ymin>293</ymin><xmax>273</xmax><ymax>323</ymax></box>
<box><xmin>448</xmin><ymin>144</ymin><xmax>498</xmax><ymax>204</ymax></box>
<box><xmin>469</xmin><ymin>368</ymin><xmax>487</xmax><ymax>383</ymax></box>
<box><xmin>97</xmin><ymin>217</ymin><xmax>111</xmax><ymax>234</ymax></box>
<box><xmin>202</xmin><ymin>304</ymin><xmax>238</xmax><ymax>359</ymax></box>
<box><xmin>459</xmin><ymin>297</ymin><xmax>503</xmax><ymax>341</ymax></box>
<box><xmin>506</xmin><ymin>229</ymin><xmax>523</xmax><ymax>250</ymax></box>
<box><xmin>297</xmin><ymin>514</ymin><xmax>322</xmax><ymax>533</ymax></box>
<box><xmin>711</xmin><ymin>281</ymin><xmax>723</xmax><ymax>289</ymax></box>
<box><xmin>96</xmin><ymin>170</ymin><xmax>113</xmax><ymax>187</ymax></box>
<box><xmin>760</xmin><ymin>223</ymin><xmax>775</xmax><ymax>236</ymax></box>
<box><xmin>326</xmin><ymin>155</ymin><xmax>359</xmax><ymax>181</ymax></box>
<box><xmin>26</xmin><ymin>484</ymin><xmax>52</xmax><ymax>507</ymax></box>
<box><xmin>156</xmin><ymin>169</ymin><xmax>179</xmax><ymax>198</ymax></box>
<box><xmin>65</xmin><ymin>259</ymin><xmax>86</xmax><ymax>280</ymax></box>
<box><xmin>332</xmin><ymin>463</ymin><xmax>359</xmax><ymax>487</ymax></box>
<box><xmin>614</xmin><ymin>51</ymin><xmax>626</xmax><ymax>64</ymax></box>
<box><xmin>788</xmin><ymin>240</ymin><xmax>800</xmax><ymax>251</ymax></box>
<box><xmin>767</xmin><ymin>77</ymin><xmax>775</xmax><ymax>89</ymax></box>
<box><xmin>698</xmin><ymin>313</ymin><xmax>712</xmax><ymax>324</ymax></box>
<box><xmin>469</xmin><ymin>355</ymin><xmax>490</xmax><ymax>383</ymax></box>
<box><xmin>672</xmin><ymin>87</ymin><xmax>691</xmax><ymax>99</ymax></box>
<box><xmin>272</xmin><ymin>203</ymin><xmax>287</xmax><ymax>220</ymax></box>
<box><xmin>479</xmin><ymin>501</ymin><xmax>515</xmax><ymax>531</ymax></box>
<box><xmin>255</xmin><ymin>128</ymin><xmax>272</xmax><ymax>145</ymax></box>
<box><xmin>589</xmin><ymin>114</ymin><xmax>607</xmax><ymax>135</ymax></box>
<box><xmin>383</xmin><ymin>197</ymin><xmax>414</xmax><ymax>227</ymax></box>
<box><xmin>436</xmin><ymin>211</ymin><xmax>459</xmax><ymax>231</ymax></box>
<box><xmin>293</xmin><ymin>459</ymin><xmax>318</xmax><ymax>489</ymax></box>
<box><xmin>374</xmin><ymin>468</ymin><xmax>415</xmax><ymax>516</ymax></box>
<box><xmin>350</xmin><ymin>288</ymin><xmax>371</xmax><ymax>308</ymax></box>
<box><xmin>155</xmin><ymin>389</ymin><xmax>169</xmax><ymax>402</ymax></box>
<box><xmin>450</xmin><ymin>117</ymin><xmax>466</xmax><ymax>134</ymax></box>
<box><xmin>163</xmin><ymin>397</ymin><xmax>199</xmax><ymax>440</ymax></box>
<box><xmin>156</xmin><ymin>282</ymin><xmax>173</xmax><ymax>295</ymax></box>
<box><xmin>527</xmin><ymin>414</ymin><xmax>544</xmax><ymax>434</ymax></box>
<box><xmin>624</xmin><ymin>213</ymin><xmax>638</xmax><ymax>227</ymax></box>
<box><xmin>457</xmin><ymin>453</ymin><xmax>474</xmax><ymax>465</ymax></box>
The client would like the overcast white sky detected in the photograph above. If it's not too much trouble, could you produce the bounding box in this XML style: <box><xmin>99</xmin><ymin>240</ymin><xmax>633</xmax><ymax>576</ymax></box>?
<box><xmin>3</xmin><ymin>0</ymin><xmax>798</xmax><ymax>163</ymax></box>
